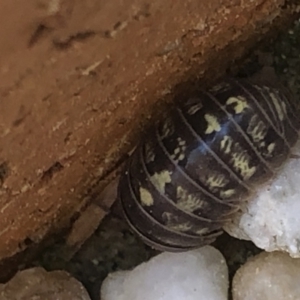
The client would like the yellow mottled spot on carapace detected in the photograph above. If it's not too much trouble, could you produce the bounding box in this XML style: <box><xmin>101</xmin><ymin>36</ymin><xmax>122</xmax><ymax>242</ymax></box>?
<box><xmin>206</xmin><ymin>174</ymin><xmax>227</xmax><ymax>188</ymax></box>
<box><xmin>174</xmin><ymin>148</ymin><xmax>180</xmax><ymax>155</ymax></box>
<box><xmin>162</xmin><ymin>212</ymin><xmax>209</xmax><ymax>235</ymax></box>
<box><xmin>267</xmin><ymin>143</ymin><xmax>275</xmax><ymax>154</ymax></box>
<box><xmin>220</xmin><ymin>189</ymin><xmax>236</xmax><ymax>198</ymax></box>
<box><xmin>168</xmin><ymin>222</ymin><xmax>209</xmax><ymax>234</ymax></box>
<box><xmin>167</xmin><ymin>221</ymin><xmax>193</xmax><ymax>232</ymax></box>
<box><xmin>150</xmin><ymin>170</ymin><xmax>172</xmax><ymax>194</ymax></box>
<box><xmin>231</xmin><ymin>151</ymin><xmax>256</xmax><ymax>180</ymax></box>
<box><xmin>187</xmin><ymin>101</ymin><xmax>203</xmax><ymax>115</ymax></box>
<box><xmin>162</xmin><ymin>211</ymin><xmax>174</xmax><ymax>221</ymax></box>
<box><xmin>226</xmin><ymin>96</ymin><xmax>249</xmax><ymax>114</ymax></box>
<box><xmin>160</xmin><ymin>117</ymin><xmax>174</xmax><ymax>139</ymax></box>
<box><xmin>178</xmin><ymin>137</ymin><xmax>186</xmax><ymax>146</ymax></box>
<box><xmin>139</xmin><ymin>187</ymin><xmax>154</xmax><ymax>206</ymax></box>
<box><xmin>176</xmin><ymin>186</ymin><xmax>206</xmax><ymax>212</ymax></box>
<box><xmin>204</xmin><ymin>114</ymin><xmax>221</xmax><ymax>134</ymax></box>
<box><xmin>270</xmin><ymin>92</ymin><xmax>286</xmax><ymax>121</ymax></box>
<box><xmin>195</xmin><ymin>227</ymin><xmax>210</xmax><ymax>235</ymax></box>
<box><xmin>144</xmin><ymin>142</ymin><xmax>155</xmax><ymax>163</ymax></box>
<box><xmin>179</xmin><ymin>153</ymin><xmax>185</xmax><ymax>160</ymax></box>
<box><xmin>260</xmin><ymin>141</ymin><xmax>266</xmax><ymax>148</ymax></box>
<box><xmin>220</xmin><ymin>135</ymin><xmax>232</xmax><ymax>154</ymax></box>
<box><xmin>247</xmin><ymin>115</ymin><xmax>267</xmax><ymax>143</ymax></box>
<box><xmin>171</xmin><ymin>137</ymin><xmax>187</xmax><ymax>162</ymax></box>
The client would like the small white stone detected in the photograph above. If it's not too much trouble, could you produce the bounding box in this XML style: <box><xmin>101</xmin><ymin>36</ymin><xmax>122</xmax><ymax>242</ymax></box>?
<box><xmin>100</xmin><ymin>246</ymin><xmax>229</xmax><ymax>300</ymax></box>
<box><xmin>224</xmin><ymin>138</ymin><xmax>300</xmax><ymax>257</ymax></box>
<box><xmin>232</xmin><ymin>251</ymin><xmax>300</xmax><ymax>300</ymax></box>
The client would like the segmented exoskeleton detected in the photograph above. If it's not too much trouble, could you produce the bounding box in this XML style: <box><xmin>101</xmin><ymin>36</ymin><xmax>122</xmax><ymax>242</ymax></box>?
<box><xmin>118</xmin><ymin>77</ymin><xmax>300</xmax><ymax>252</ymax></box>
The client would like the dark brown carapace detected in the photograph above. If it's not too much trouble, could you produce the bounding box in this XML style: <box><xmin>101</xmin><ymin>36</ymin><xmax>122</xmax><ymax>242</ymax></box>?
<box><xmin>118</xmin><ymin>77</ymin><xmax>300</xmax><ymax>252</ymax></box>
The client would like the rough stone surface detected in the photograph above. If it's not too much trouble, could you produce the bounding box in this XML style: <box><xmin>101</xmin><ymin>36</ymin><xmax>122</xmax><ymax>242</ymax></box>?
<box><xmin>232</xmin><ymin>251</ymin><xmax>300</xmax><ymax>300</ymax></box>
<box><xmin>100</xmin><ymin>246</ymin><xmax>228</xmax><ymax>300</ymax></box>
<box><xmin>0</xmin><ymin>267</ymin><xmax>91</xmax><ymax>300</ymax></box>
<box><xmin>224</xmin><ymin>139</ymin><xmax>300</xmax><ymax>257</ymax></box>
<box><xmin>0</xmin><ymin>0</ymin><xmax>299</xmax><ymax>278</ymax></box>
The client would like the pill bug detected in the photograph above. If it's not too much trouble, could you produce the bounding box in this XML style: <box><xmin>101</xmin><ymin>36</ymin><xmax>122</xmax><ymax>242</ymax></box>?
<box><xmin>118</xmin><ymin>76</ymin><xmax>300</xmax><ymax>252</ymax></box>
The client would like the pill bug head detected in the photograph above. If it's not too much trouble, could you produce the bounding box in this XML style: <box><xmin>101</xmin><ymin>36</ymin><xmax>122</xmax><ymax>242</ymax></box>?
<box><xmin>118</xmin><ymin>76</ymin><xmax>300</xmax><ymax>252</ymax></box>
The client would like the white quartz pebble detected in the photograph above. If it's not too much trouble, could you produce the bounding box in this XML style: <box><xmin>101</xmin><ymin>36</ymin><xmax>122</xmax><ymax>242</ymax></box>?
<box><xmin>100</xmin><ymin>246</ymin><xmax>228</xmax><ymax>300</ymax></box>
<box><xmin>224</xmin><ymin>138</ymin><xmax>300</xmax><ymax>257</ymax></box>
<box><xmin>232</xmin><ymin>251</ymin><xmax>300</xmax><ymax>300</ymax></box>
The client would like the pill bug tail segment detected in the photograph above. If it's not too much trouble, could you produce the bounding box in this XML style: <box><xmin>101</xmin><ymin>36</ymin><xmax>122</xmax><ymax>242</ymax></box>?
<box><xmin>118</xmin><ymin>76</ymin><xmax>300</xmax><ymax>252</ymax></box>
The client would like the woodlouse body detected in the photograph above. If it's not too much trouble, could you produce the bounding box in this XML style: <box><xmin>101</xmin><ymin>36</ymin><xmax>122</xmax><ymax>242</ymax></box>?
<box><xmin>118</xmin><ymin>77</ymin><xmax>300</xmax><ymax>252</ymax></box>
